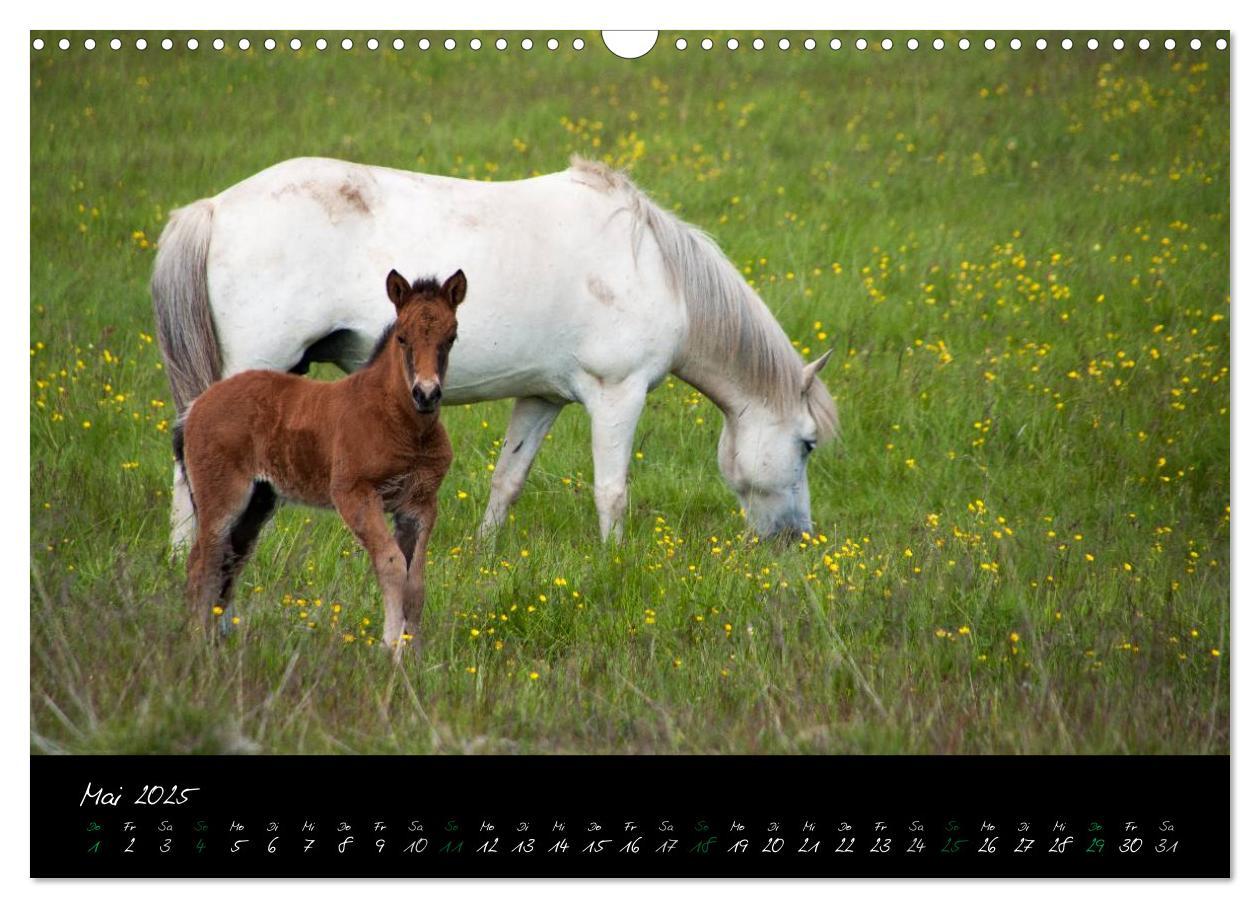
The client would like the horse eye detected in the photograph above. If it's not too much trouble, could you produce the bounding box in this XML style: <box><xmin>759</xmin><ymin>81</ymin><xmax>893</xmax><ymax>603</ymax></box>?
<box><xmin>396</xmin><ymin>336</ymin><xmax>407</xmax><ymax>346</ymax></box>
<box><xmin>802</xmin><ymin>439</ymin><xmax>817</xmax><ymax>455</ymax></box>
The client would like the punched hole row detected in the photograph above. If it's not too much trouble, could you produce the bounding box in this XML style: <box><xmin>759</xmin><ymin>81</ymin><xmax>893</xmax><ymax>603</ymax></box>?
<box><xmin>32</xmin><ymin>34</ymin><xmax>1230</xmax><ymax>53</ymax></box>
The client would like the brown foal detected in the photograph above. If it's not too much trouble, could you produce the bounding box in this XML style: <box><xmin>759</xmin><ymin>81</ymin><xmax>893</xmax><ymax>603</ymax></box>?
<box><xmin>175</xmin><ymin>269</ymin><xmax>465</xmax><ymax>657</ymax></box>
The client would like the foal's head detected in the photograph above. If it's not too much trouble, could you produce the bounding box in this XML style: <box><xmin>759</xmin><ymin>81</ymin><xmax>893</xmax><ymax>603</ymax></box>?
<box><xmin>384</xmin><ymin>269</ymin><xmax>467</xmax><ymax>414</ymax></box>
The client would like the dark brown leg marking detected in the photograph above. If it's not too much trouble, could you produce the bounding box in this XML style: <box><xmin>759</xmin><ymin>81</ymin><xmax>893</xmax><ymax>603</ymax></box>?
<box><xmin>218</xmin><ymin>482</ymin><xmax>278</xmax><ymax>617</ymax></box>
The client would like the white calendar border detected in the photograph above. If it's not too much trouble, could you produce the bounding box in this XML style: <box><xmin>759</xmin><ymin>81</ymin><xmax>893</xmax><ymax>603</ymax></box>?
<box><xmin>4</xmin><ymin>0</ymin><xmax>1251</xmax><ymax>903</ymax></box>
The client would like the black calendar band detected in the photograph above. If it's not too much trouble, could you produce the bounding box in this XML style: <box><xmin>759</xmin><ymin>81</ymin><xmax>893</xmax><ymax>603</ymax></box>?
<box><xmin>31</xmin><ymin>754</ymin><xmax>1229</xmax><ymax>878</ymax></box>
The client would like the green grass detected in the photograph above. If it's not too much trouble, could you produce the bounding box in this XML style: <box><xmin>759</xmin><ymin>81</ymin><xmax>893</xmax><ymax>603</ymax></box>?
<box><xmin>30</xmin><ymin>31</ymin><xmax>1229</xmax><ymax>754</ymax></box>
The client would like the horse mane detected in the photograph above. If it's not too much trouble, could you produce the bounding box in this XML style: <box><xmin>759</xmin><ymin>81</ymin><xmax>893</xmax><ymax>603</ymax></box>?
<box><xmin>362</xmin><ymin>276</ymin><xmax>445</xmax><ymax>368</ymax></box>
<box><xmin>568</xmin><ymin>156</ymin><xmax>837</xmax><ymax>443</ymax></box>
<box><xmin>409</xmin><ymin>276</ymin><xmax>442</xmax><ymax>296</ymax></box>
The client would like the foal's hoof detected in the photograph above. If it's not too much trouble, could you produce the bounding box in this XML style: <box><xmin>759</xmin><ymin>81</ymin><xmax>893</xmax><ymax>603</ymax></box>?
<box><xmin>384</xmin><ymin>637</ymin><xmax>420</xmax><ymax>663</ymax></box>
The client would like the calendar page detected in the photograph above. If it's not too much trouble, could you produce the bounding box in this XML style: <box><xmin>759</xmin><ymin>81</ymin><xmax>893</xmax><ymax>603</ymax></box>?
<box><xmin>27</xmin><ymin>27</ymin><xmax>1231</xmax><ymax>880</ymax></box>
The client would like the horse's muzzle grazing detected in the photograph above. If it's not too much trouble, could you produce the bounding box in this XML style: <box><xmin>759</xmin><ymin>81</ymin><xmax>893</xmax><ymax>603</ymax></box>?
<box><xmin>412</xmin><ymin>383</ymin><xmax>442</xmax><ymax>413</ymax></box>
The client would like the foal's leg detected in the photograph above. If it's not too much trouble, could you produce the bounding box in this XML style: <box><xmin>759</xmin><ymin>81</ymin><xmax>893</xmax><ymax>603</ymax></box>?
<box><xmin>585</xmin><ymin>381</ymin><xmax>648</xmax><ymax>543</ymax></box>
<box><xmin>479</xmin><ymin>396</ymin><xmax>564</xmax><ymax>537</ymax></box>
<box><xmin>332</xmin><ymin>483</ymin><xmax>408</xmax><ymax>658</ymax></box>
<box><xmin>216</xmin><ymin>482</ymin><xmax>278</xmax><ymax>633</ymax></box>
<box><xmin>401</xmin><ymin>495</ymin><xmax>438</xmax><ymax>643</ymax></box>
<box><xmin>184</xmin><ymin>474</ymin><xmax>254</xmax><ymax>633</ymax></box>
<box><xmin>186</xmin><ymin>532</ymin><xmax>230</xmax><ymax>634</ymax></box>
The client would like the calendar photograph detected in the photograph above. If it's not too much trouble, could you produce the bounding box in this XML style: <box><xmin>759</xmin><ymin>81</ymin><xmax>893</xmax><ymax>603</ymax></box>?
<box><xmin>27</xmin><ymin>28</ymin><xmax>1230</xmax><ymax>878</ymax></box>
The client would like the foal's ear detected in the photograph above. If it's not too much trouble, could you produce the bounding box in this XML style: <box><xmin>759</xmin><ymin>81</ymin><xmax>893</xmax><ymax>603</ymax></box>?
<box><xmin>442</xmin><ymin>269</ymin><xmax>468</xmax><ymax>308</ymax></box>
<box><xmin>386</xmin><ymin>270</ymin><xmax>412</xmax><ymax>310</ymax></box>
<box><xmin>802</xmin><ymin>348</ymin><xmax>834</xmax><ymax>392</ymax></box>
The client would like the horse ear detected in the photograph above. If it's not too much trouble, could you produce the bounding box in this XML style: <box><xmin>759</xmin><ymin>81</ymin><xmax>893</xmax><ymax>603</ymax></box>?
<box><xmin>442</xmin><ymin>269</ymin><xmax>467</xmax><ymax>308</ymax></box>
<box><xmin>802</xmin><ymin>348</ymin><xmax>834</xmax><ymax>392</ymax></box>
<box><xmin>386</xmin><ymin>270</ymin><xmax>411</xmax><ymax>310</ymax></box>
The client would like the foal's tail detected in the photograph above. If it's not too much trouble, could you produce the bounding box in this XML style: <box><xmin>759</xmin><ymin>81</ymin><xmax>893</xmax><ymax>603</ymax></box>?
<box><xmin>152</xmin><ymin>199</ymin><xmax>220</xmax><ymax>414</ymax></box>
<box><xmin>171</xmin><ymin>418</ymin><xmax>195</xmax><ymax>516</ymax></box>
<box><xmin>171</xmin><ymin>419</ymin><xmax>186</xmax><ymax>470</ymax></box>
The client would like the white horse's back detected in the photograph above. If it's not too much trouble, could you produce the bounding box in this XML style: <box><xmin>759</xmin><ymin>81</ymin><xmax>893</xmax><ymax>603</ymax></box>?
<box><xmin>206</xmin><ymin>157</ymin><xmax>685</xmax><ymax>403</ymax></box>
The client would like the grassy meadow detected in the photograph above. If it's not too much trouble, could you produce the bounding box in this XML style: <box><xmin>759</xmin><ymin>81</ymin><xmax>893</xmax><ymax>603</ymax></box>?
<box><xmin>30</xmin><ymin>32</ymin><xmax>1229</xmax><ymax>754</ymax></box>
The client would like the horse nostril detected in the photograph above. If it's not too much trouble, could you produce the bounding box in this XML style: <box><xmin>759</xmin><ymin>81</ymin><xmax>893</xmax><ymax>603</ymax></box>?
<box><xmin>412</xmin><ymin>385</ymin><xmax>441</xmax><ymax>410</ymax></box>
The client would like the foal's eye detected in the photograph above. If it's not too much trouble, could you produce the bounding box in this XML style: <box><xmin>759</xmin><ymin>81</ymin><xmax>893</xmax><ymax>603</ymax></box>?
<box><xmin>396</xmin><ymin>335</ymin><xmax>408</xmax><ymax>346</ymax></box>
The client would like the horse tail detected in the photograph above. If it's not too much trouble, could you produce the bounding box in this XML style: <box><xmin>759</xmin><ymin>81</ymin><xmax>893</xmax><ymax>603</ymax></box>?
<box><xmin>152</xmin><ymin>199</ymin><xmax>220</xmax><ymax>414</ymax></box>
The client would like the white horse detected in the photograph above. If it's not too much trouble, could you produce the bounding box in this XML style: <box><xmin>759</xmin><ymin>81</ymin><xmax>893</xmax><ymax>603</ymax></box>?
<box><xmin>153</xmin><ymin>156</ymin><xmax>836</xmax><ymax>547</ymax></box>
